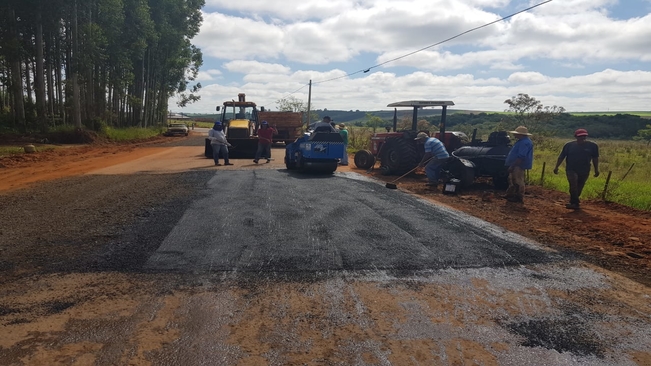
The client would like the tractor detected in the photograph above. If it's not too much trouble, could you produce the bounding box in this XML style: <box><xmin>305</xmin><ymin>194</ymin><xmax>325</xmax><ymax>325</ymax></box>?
<box><xmin>353</xmin><ymin>100</ymin><xmax>512</xmax><ymax>189</ymax></box>
<box><xmin>205</xmin><ymin>93</ymin><xmax>263</xmax><ymax>159</ymax></box>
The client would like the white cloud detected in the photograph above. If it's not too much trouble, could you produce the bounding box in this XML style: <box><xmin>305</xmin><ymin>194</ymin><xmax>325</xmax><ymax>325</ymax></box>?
<box><xmin>507</xmin><ymin>72</ymin><xmax>549</xmax><ymax>85</ymax></box>
<box><xmin>174</xmin><ymin>1</ymin><xmax>651</xmax><ymax>113</ymax></box>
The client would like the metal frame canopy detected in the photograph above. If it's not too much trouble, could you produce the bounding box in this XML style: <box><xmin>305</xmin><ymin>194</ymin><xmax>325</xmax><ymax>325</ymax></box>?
<box><xmin>386</xmin><ymin>100</ymin><xmax>454</xmax><ymax>134</ymax></box>
<box><xmin>386</xmin><ymin>100</ymin><xmax>454</xmax><ymax>108</ymax></box>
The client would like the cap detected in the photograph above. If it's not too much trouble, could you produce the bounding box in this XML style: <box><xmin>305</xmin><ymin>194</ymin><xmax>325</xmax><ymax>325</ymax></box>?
<box><xmin>214</xmin><ymin>121</ymin><xmax>222</xmax><ymax>125</ymax></box>
<box><xmin>414</xmin><ymin>132</ymin><xmax>429</xmax><ymax>140</ymax></box>
<box><xmin>261</xmin><ymin>120</ymin><xmax>268</xmax><ymax>125</ymax></box>
<box><xmin>574</xmin><ymin>128</ymin><xmax>588</xmax><ymax>137</ymax></box>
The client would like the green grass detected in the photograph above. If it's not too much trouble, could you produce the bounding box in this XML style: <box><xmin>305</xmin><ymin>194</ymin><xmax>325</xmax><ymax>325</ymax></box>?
<box><xmin>569</xmin><ymin>111</ymin><xmax>651</xmax><ymax>117</ymax></box>
<box><xmin>191</xmin><ymin>121</ymin><xmax>214</xmax><ymax>128</ymax></box>
<box><xmin>0</xmin><ymin>145</ymin><xmax>57</xmax><ymax>158</ymax></box>
<box><xmin>0</xmin><ymin>146</ymin><xmax>26</xmax><ymax>157</ymax></box>
<box><xmin>104</xmin><ymin>126</ymin><xmax>165</xmax><ymax>141</ymax></box>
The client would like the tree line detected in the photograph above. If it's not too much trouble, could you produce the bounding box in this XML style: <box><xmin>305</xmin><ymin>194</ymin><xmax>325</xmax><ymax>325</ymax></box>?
<box><xmin>0</xmin><ymin>0</ymin><xmax>204</xmax><ymax>133</ymax></box>
<box><xmin>317</xmin><ymin>93</ymin><xmax>650</xmax><ymax>141</ymax></box>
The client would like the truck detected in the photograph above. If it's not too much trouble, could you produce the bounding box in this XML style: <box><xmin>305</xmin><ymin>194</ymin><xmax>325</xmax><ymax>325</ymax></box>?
<box><xmin>257</xmin><ymin>111</ymin><xmax>304</xmax><ymax>145</ymax></box>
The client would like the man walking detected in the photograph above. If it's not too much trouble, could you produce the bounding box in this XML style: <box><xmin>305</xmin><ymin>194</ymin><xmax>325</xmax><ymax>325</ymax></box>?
<box><xmin>504</xmin><ymin>126</ymin><xmax>533</xmax><ymax>203</ymax></box>
<box><xmin>338</xmin><ymin>123</ymin><xmax>349</xmax><ymax>166</ymax></box>
<box><xmin>553</xmin><ymin>128</ymin><xmax>600</xmax><ymax>209</ymax></box>
<box><xmin>208</xmin><ymin>121</ymin><xmax>233</xmax><ymax>166</ymax></box>
<box><xmin>414</xmin><ymin>132</ymin><xmax>449</xmax><ymax>187</ymax></box>
<box><xmin>254</xmin><ymin>121</ymin><xmax>277</xmax><ymax>164</ymax></box>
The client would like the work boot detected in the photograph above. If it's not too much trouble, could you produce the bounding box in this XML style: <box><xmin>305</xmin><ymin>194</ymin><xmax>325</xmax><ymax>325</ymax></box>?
<box><xmin>506</xmin><ymin>195</ymin><xmax>523</xmax><ymax>203</ymax></box>
<box><xmin>224</xmin><ymin>161</ymin><xmax>234</xmax><ymax>166</ymax></box>
<box><xmin>253</xmin><ymin>160</ymin><xmax>258</xmax><ymax>164</ymax></box>
<box><xmin>215</xmin><ymin>163</ymin><xmax>222</xmax><ymax>166</ymax></box>
<box><xmin>266</xmin><ymin>159</ymin><xmax>271</xmax><ymax>163</ymax></box>
<box><xmin>565</xmin><ymin>203</ymin><xmax>580</xmax><ymax>209</ymax></box>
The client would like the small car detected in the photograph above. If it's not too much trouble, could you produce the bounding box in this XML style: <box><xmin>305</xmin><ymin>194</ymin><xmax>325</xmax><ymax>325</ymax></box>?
<box><xmin>165</xmin><ymin>123</ymin><xmax>189</xmax><ymax>136</ymax></box>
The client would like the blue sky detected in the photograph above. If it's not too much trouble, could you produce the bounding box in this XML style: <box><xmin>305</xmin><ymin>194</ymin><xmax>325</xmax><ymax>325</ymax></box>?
<box><xmin>174</xmin><ymin>0</ymin><xmax>651</xmax><ymax>114</ymax></box>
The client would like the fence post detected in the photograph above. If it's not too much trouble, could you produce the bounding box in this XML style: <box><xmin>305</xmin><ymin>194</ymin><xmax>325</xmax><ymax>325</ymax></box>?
<box><xmin>620</xmin><ymin>163</ymin><xmax>635</xmax><ymax>182</ymax></box>
<box><xmin>540</xmin><ymin>162</ymin><xmax>546</xmax><ymax>187</ymax></box>
<box><xmin>601</xmin><ymin>171</ymin><xmax>612</xmax><ymax>201</ymax></box>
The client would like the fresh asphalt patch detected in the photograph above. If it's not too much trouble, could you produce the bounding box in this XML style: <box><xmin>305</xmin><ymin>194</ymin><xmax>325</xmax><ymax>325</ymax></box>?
<box><xmin>144</xmin><ymin>169</ymin><xmax>561</xmax><ymax>274</ymax></box>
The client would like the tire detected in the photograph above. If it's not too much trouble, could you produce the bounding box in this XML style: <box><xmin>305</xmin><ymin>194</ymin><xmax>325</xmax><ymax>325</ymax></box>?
<box><xmin>297</xmin><ymin>152</ymin><xmax>305</xmax><ymax>171</ymax></box>
<box><xmin>285</xmin><ymin>156</ymin><xmax>297</xmax><ymax>170</ymax></box>
<box><xmin>379</xmin><ymin>137</ymin><xmax>420</xmax><ymax>176</ymax></box>
<box><xmin>380</xmin><ymin>165</ymin><xmax>392</xmax><ymax>176</ymax></box>
<box><xmin>354</xmin><ymin>150</ymin><xmax>375</xmax><ymax>169</ymax></box>
<box><xmin>492</xmin><ymin>168</ymin><xmax>510</xmax><ymax>190</ymax></box>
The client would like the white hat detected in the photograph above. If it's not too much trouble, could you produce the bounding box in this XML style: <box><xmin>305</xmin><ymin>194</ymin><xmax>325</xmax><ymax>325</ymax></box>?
<box><xmin>509</xmin><ymin>126</ymin><xmax>532</xmax><ymax>136</ymax></box>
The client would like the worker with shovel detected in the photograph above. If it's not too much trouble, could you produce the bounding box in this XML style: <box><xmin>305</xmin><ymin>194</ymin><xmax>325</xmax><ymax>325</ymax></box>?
<box><xmin>208</xmin><ymin>121</ymin><xmax>233</xmax><ymax>166</ymax></box>
<box><xmin>253</xmin><ymin>121</ymin><xmax>277</xmax><ymax>164</ymax></box>
<box><xmin>415</xmin><ymin>132</ymin><xmax>450</xmax><ymax>188</ymax></box>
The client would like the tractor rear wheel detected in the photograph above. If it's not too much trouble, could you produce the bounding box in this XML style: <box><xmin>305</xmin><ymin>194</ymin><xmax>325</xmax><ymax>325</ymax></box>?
<box><xmin>354</xmin><ymin>150</ymin><xmax>375</xmax><ymax>169</ymax></box>
<box><xmin>379</xmin><ymin>137</ymin><xmax>420</xmax><ymax>175</ymax></box>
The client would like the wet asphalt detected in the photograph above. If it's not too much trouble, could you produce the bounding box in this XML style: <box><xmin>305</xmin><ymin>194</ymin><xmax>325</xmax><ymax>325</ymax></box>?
<box><xmin>144</xmin><ymin>169</ymin><xmax>556</xmax><ymax>274</ymax></box>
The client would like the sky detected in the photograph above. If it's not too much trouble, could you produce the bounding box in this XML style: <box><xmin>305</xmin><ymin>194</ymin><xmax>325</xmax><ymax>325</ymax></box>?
<box><xmin>173</xmin><ymin>0</ymin><xmax>651</xmax><ymax>114</ymax></box>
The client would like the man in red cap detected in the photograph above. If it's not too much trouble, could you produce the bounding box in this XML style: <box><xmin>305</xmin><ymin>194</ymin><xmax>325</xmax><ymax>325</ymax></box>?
<box><xmin>254</xmin><ymin>120</ymin><xmax>277</xmax><ymax>164</ymax></box>
<box><xmin>553</xmin><ymin>128</ymin><xmax>600</xmax><ymax>209</ymax></box>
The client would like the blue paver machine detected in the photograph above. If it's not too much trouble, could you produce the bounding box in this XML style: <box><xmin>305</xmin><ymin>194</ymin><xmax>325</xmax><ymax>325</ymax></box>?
<box><xmin>285</xmin><ymin>131</ymin><xmax>346</xmax><ymax>174</ymax></box>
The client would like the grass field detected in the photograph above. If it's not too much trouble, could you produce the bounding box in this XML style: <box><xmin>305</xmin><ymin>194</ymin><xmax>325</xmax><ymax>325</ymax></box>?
<box><xmin>531</xmin><ymin>138</ymin><xmax>651</xmax><ymax>210</ymax></box>
<box><xmin>104</xmin><ymin>126</ymin><xmax>165</xmax><ymax>141</ymax></box>
<box><xmin>569</xmin><ymin>111</ymin><xmax>651</xmax><ymax>117</ymax></box>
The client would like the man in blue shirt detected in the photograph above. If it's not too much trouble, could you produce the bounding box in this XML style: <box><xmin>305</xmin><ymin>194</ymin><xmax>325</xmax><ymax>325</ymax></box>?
<box><xmin>503</xmin><ymin>126</ymin><xmax>534</xmax><ymax>203</ymax></box>
<box><xmin>415</xmin><ymin>132</ymin><xmax>450</xmax><ymax>187</ymax></box>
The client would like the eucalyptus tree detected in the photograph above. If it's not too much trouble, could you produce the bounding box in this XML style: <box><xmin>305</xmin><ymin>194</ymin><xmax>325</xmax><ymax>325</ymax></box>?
<box><xmin>0</xmin><ymin>0</ymin><xmax>205</xmax><ymax>131</ymax></box>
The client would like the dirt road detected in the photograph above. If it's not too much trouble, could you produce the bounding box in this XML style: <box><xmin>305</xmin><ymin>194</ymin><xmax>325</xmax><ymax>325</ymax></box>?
<box><xmin>1</xmin><ymin>132</ymin><xmax>650</xmax><ymax>365</ymax></box>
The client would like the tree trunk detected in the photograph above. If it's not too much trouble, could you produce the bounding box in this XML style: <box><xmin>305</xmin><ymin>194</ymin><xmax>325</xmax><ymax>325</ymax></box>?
<box><xmin>24</xmin><ymin>59</ymin><xmax>33</xmax><ymax>107</ymax></box>
<box><xmin>71</xmin><ymin>0</ymin><xmax>82</xmax><ymax>128</ymax></box>
<box><xmin>46</xmin><ymin>31</ymin><xmax>56</xmax><ymax>125</ymax></box>
<box><xmin>35</xmin><ymin>10</ymin><xmax>48</xmax><ymax>129</ymax></box>
<box><xmin>8</xmin><ymin>8</ymin><xmax>26</xmax><ymax>129</ymax></box>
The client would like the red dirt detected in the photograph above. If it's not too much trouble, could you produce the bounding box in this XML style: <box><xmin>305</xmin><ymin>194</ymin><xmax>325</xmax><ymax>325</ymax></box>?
<box><xmin>352</xmin><ymin>167</ymin><xmax>651</xmax><ymax>287</ymax></box>
<box><xmin>1</xmin><ymin>141</ymin><xmax>650</xmax><ymax>287</ymax></box>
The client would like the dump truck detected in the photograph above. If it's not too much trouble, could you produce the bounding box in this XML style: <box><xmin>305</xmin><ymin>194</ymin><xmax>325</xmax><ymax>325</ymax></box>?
<box><xmin>257</xmin><ymin>111</ymin><xmax>303</xmax><ymax>145</ymax></box>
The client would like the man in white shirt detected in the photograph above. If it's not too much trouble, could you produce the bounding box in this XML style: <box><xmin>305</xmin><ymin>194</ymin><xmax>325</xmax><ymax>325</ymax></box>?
<box><xmin>208</xmin><ymin>121</ymin><xmax>233</xmax><ymax>166</ymax></box>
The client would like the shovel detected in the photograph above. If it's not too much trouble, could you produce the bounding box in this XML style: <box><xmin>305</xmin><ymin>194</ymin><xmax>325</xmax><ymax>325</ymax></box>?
<box><xmin>385</xmin><ymin>156</ymin><xmax>434</xmax><ymax>189</ymax></box>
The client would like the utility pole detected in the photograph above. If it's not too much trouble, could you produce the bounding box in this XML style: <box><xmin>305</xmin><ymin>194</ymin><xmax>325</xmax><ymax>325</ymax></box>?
<box><xmin>306</xmin><ymin>80</ymin><xmax>312</xmax><ymax>130</ymax></box>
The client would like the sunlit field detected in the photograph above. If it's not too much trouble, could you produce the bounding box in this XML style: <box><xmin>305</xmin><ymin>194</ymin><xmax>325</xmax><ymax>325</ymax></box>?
<box><xmin>531</xmin><ymin>138</ymin><xmax>651</xmax><ymax>210</ymax></box>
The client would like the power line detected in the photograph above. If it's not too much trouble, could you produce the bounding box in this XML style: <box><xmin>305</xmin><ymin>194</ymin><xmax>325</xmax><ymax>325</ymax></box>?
<box><xmin>312</xmin><ymin>0</ymin><xmax>553</xmax><ymax>85</ymax></box>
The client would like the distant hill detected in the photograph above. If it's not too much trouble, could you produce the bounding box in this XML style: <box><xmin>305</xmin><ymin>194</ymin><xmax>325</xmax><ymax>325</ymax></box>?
<box><xmin>182</xmin><ymin>110</ymin><xmax>650</xmax><ymax>139</ymax></box>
